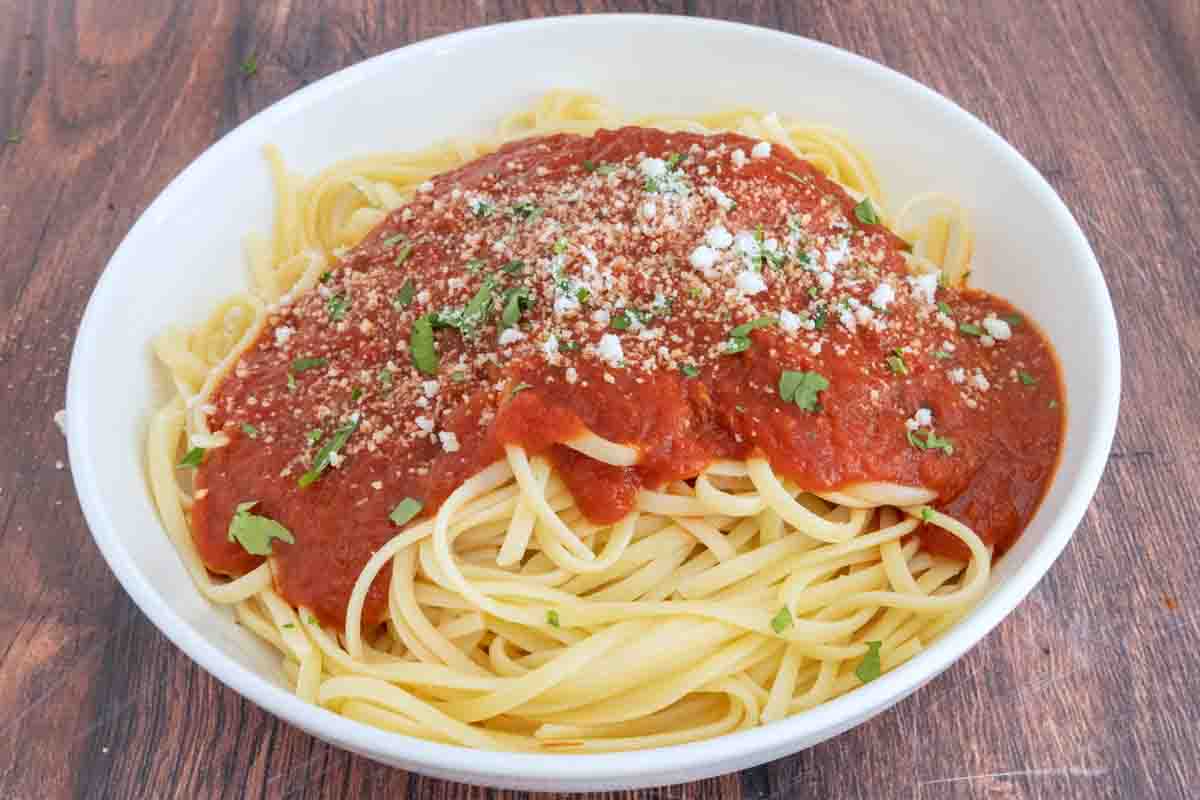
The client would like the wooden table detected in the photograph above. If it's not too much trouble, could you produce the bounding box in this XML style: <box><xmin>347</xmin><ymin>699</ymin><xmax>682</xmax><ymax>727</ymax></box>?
<box><xmin>2</xmin><ymin>2</ymin><xmax>1197</xmax><ymax>798</ymax></box>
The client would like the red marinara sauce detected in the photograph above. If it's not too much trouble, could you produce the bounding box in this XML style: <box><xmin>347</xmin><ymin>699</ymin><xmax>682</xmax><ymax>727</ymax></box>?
<box><xmin>189</xmin><ymin>126</ymin><xmax>1065</xmax><ymax>626</ymax></box>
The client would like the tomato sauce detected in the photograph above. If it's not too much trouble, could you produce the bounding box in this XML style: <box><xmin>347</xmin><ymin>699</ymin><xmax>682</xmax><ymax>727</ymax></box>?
<box><xmin>190</xmin><ymin>127</ymin><xmax>1064</xmax><ymax>626</ymax></box>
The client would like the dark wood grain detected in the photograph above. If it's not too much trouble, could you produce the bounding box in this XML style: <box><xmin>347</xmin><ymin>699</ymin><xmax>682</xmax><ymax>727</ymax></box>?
<box><xmin>2</xmin><ymin>1</ymin><xmax>1197</xmax><ymax>798</ymax></box>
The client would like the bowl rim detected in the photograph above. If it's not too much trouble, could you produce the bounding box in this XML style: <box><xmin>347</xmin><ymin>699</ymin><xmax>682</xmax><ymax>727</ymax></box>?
<box><xmin>66</xmin><ymin>13</ymin><xmax>1120</xmax><ymax>786</ymax></box>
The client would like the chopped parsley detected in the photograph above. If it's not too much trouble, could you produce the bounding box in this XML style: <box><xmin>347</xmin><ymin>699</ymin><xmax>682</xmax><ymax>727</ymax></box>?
<box><xmin>5</xmin><ymin>130</ymin><xmax>22</xmax><ymax>144</ymax></box>
<box><xmin>1049</xmin><ymin>399</ymin><xmax>1059</xmax><ymax>409</ymax></box>
<box><xmin>725</xmin><ymin>316</ymin><xmax>777</xmax><ymax>353</ymax></box>
<box><xmin>770</xmin><ymin>606</ymin><xmax>793</xmax><ymax>634</ymax></box>
<box><xmin>575</xmin><ymin>287</ymin><xmax>591</xmax><ymax>304</ymax></box>
<box><xmin>326</xmin><ymin>293</ymin><xmax>350</xmax><ymax>322</ymax></box>
<box><xmin>558</xmin><ymin>339</ymin><xmax>579</xmax><ymax>352</ymax></box>
<box><xmin>394</xmin><ymin>280</ymin><xmax>416</xmax><ymax>309</ymax></box>
<box><xmin>611</xmin><ymin>311</ymin><xmax>632</xmax><ymax>331</ymax></box>
<box><xmin>933</xmin><ymin>350</ymin><xmax>951</xmax><ymax>360</ymax></box>
<box><xmin>281</xmin><ymin>623</ymin><xmax>295</xmax><ymax>630</ymax></box>
<box><xmin>553</xmin><ymin>238</ymin><xmax>569</xmax><ymax>255</ymax></box>
<box><xmin>500</xmin><ymin>259</ymin><xmax>525</xmax><ymax>275</ymax></box>
<box><xmin>451</xmin><ymin>370</ymin><xmax>468</xmax><ymax>383</ymax></box>
<box><xmin>240</xmin><ymin>422</ymin><xmax>259</xmax><ymax>439</ymax></box>
<box><xmin>729</xmin><ymin>316</ymin><xmax>778</xmax><ymax>338</ymax></box>
<box><xmin>470</xmin><ymin>200</ymin><xmax>495</xmax><ymax>219</ymax></box>
<box><xmin>546</xmin><ymin>610</ymin><xmax>561</xmax><ymax>628</ymax></box>
<box><xmin>410</xmin><ymin>315</ymin><xmax>439</xmax><ymax>375</ymax></box>
<box><xmin>853</xmin><ymin>197</ymin><xmax>880</xmax><ymax>225</ymax></box>
<box><xmin>886</xmin><ymin>350</ymin><xmax>909</xmax><ymax>376</ymax></box>
<box><xmin>1001</xmin><ymin>313</ymin><xmax>1023</xmax><ymax>326</ymax></box>
<box><xmin>511</xmin><ymin>383</ymin><xmax>533</xmax><ymax>397</ymax></box>
<box><xmin>305</xmin><ymin>429</ymin><xmax>323</xmax><ymax>446</ymax></box>
<box><xmin>239</xmin><ymin>54</ymin><xmax>258</xmax><ymax>77</ymax></box>
<box><xmin>907</xmin><ymin>429</ymin><xmax>955</xmax><ymax>455</ymax></box>
<box><xmin>811</xmin><ymin>304</ymin><xmax>828</xmax><ymax>330</ymax></box>
<box><xmin>778</xmin><ymin>371</ymin><xmax>829</xmax><ymax>413</ymax></box>
<box><xmin>177</xmin><ymin>447</ymin><xmax>205</xmax><ymax>469</ymax></box>
<box><xmin>466</xmin><ymin>259</ymin><xmax>486</xmax><ymax>274</ymax></box>
<box><xmin>290</xmin><ymin>356</ymin><xmax>328</xmax><ymax>374</ymax></box>
<box><xmin>382</xmin><ymin>233</ymin><xmax>406</xmax><ymax>247</ymax></box>
<box><xmin>920</xmin><ymin>506</ymin><xmax>935</xmax><ymax>522</ymax></box>
<box><xmin>958</xmin><ymin>322</ymin><xmax>984</xmax><ymax>337</ymax></box>
<box><xmin>510</xmin><ymin>201</ymin><xmax>543</xmax><ymax>221</ymax></box>
<box><xmin>394</xmin><ymin>244</ymin><xmax>413</xmax><ymax>267</ymax></box>
<box><xmin>227</xmin><ymin>501</ymin><xmax>294</xmax><ymax>556</ymax></box>
<box><xmin>350</xmin><ymin>387</ymin><xmax>363</xmax><ymax>403</ymax></box>
<box><xmin>681</xmin><ymin>364</ymin><xmax>700</xmax><ymax>378</ymax></box>
<box><xmin>298</xmin><ymin>413</ymin><xmax>360</xmax><ymax>488</ymax></box>
<box><xmin>287</xmin><ymin>372</ymin><xmax>297</xmax><ymax>392</ymax></box>
<box><xmin>501</xmin><ymin>286</ymin><xmax>533</xmax><ymax>330</ymax></box>
<box><xmin>855</xmin><ymin>641</ymin><xmax>883</xmax><ymax>683</ymax></box>
<box><xmin>1018</xmin><ymin>371</ymin><xmax>1038</xmax><ymax>386</ymax></box>
<box><xmin>937</xmin><ymin>301</ymin><xmax>952</xmax><ymax>317</ymax></box>
<box><xmin>388</xmin><ymin>497</ymin><xmax>423</xmax><ymax>527</ymax></box>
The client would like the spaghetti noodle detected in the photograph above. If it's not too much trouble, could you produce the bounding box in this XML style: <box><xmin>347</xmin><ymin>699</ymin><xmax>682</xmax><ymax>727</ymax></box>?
<box><xmin>147</xmin><ymin>92</ymin><xmax>1062</xmax><ymax>752</ymax></box>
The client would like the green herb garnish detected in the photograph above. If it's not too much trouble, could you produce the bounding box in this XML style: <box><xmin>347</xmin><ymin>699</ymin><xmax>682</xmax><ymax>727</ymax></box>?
<box><xmin>1001</xmin><ymin>313</ymin><xmax>1023</xmax><ymax>326</ymax></box>
<box><xmin>350</xmin><ymin>387</ymin><xmax>363</xmax><ymax>403</ymax></box>
<box><xmin>853</xmin><ymin>197</ymin><xmax>879</xmax><ymax>225</ymax></box>
<box><xmin>510</xmin><ymin>201</ymin><xmax>543</xmax><ymax>221</ymax></box>
<box><xmin>770</xmin><ymin>606</ymin><xmax>793</xmax><ymax>634</ymax></box>
<box><xmin>389</xmin><ymin>497</ymin><xmax>423</xmax><ymax>527</ymax></box>
<box><xmin>855</xmin><ymin>641</ymin><xmax>883</xmax><ymax>683</ymax></box>
<box><xmin>886</xmin><ymin>349</ymin><xmax>909</xmax><ymax>376</ymax></box>
<box><xmin>394</xmin><ymin>280</ymin><xmax>416</xmax><ymax>310</ymax></box>
<box><xmin>611</xmin><ymin>311</ymin><xmax>632</xmax><ymax>331</ymax></box>
<box><xmin>501</xmin><ymin>286</ymin><xmax>533</xmax><ymax>330</ymax></box>
<box><xmin>958</xmin><ymin>322</ymin><xmax>984</xmax><ymax>337</ymax></box>
<box><xmin>907</xmin><ymin>429</ymin><xmax>955</xmax><ymax>455</ymax></box>
<box><xmin>327</xmin><ymin>293</ymin><xmax>350</xmax><ymax>322</ymax></box>
<box><xmin>239</xmin><ymin>55</ymin><xmax>258</xmax><ymax>77</ymax></box>
<box><xmin>778</xmin><ymin>371</ymin><xmax>829</xmax><ymax>413</ymax></box>
<box><xmin>546</xmin><ymin>610</ymin><xmax>561</xmax><ymax>628</ymax></box>
<box><xmin>227</xmin><ymin>501</ymin><xmax>294</xmax><ymax>556</ymax></box>
<box><xmin>920</xmin><ymin>506</ymin><xmax>934</xmax><ymax>522</ymax></box>
<box><xmin>241</xmin><ymin>423</ymin><xmax>259</xmax><ymax>439</ymax></box>
<box><xmin>382</xmin><ymin>234</ymin><xmax>406</xmax><ymax>247</ymax></box>
<box><xmin>1018</xmin><ymin>371</ymin><xmax>1037</xmax><ymax>386</ymax></box>
<box><xmin>937</xmin><ymin>301</ymin><xmax>952</xmax><ymax>316</ymax></box>
<box><xmin>394</xmin><ymin>244</ymin><xmax>413</xmax><ymax>267</ymax></box>
<box><xmin>411</xmin><ymin>315</ymin><xmax>439</xmax><ymax>375</ymax></box>
<box><xmin>934</xmin><ymin>350</ymin><xmax>951</xmax><ymax>360</ymax></box>
<box><xmin>291</xmin><ymin>357</ymin><xmax>328</xmax><ymax>374</ymax></box>
<box><xmin>305</xmin><ymin>429</ymin><xmax>323</xmax><ymax>446</ymax></box>
<box><xmin>298</xmin><ymin>413</ymin><xmax>360</xmax><ymax>488</ymax></box>
<box><xmin>681</xmin><ymin>364</ymin><xmax>700</xmax><ymax>378</ymax></box>
<box><xmin>177</xmin><ymin>447</ymin><xmax>205</xmax><ymax>469</ymax></box>
<box><xmin>500</xmin><ymin>260</ymin><xmax>525</xmax><ymax>275</ymax></box>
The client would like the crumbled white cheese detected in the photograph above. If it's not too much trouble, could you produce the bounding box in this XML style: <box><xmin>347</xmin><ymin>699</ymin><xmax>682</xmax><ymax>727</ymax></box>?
<box><xmin>914</xmin><ymin>408</ymin><xmax>933</xmax><ymax>428</ymax></box>
<box><xmin>704</xmin><ymin>185</ymin><xmax>734</xmax><ymax>211</ymax></box>
<box><xmin>825</xmin><ymin>238</ymin><xmax>851</xmax><ymax>269</ymax></box>
<box><xmin>418</xmin><ymin>181</ymin><xmax>434</xmax><ymax>193</ymax></box>
<box><xmin>735</xmin><ymin>270</ymin><xmax>767</xmax><ymax>295</ymax></box>
<box><xmin>907</xmin><ymin>272</ymin><xmax>940</xmax><ymax>306</ymax></box>
<box><xmin>982</xmin><ymin>315</ymin><xmax>1013</xmax><ymax>341</ymax></box>
<box><xmin>53</xmin><ymin>410</ymin><xmax>66</xmax><ymax>436</ymax></box>
<box><xmin>751</xmin><ymin>141</ymin><xmax>772</xmax><ymax>159</ymax></box>
<box><xmin>689</xmin><ymin>245</ymin><xmax>718</xmax><ymax>271</ymax></box>
<box><xmin>543</xmin><ymin>335</ymin><xmax>559</xmax><ymax>357</ymax></box>
<box><xmin>948</xmin><ymin>368</ymin><xmax>966</xmax><ymax>384</ymax></box>
<box><xmin>553</xmin><ymin>293</ymin><xmax>580</xmax><ymax>316</ymax></box>
<box><xmin>422</xmin><ymin>380</ymin><xmax>439</xmax><ymax>398</ymax></box>
<box><xmin>641</xmin><ymin>200</ymin><xmax>657</xmax><ymax>220</ymax></box>
<box><xmin>597</xmin><ymin>333</ymin><xmax>624</xmax><ymax>365</ymax></box>
<box><xmin>591</xmin><ymin>308</ymin><xmax>611</xmax><ymax>326</ymax></box>
<box><xmin>438</xmin><ymin>431</ymin><xmax>461</xmax><ymax>453</ymax></box>
<box><xmin>638</xmin><ymin>157</ymin><xmax>668</xmax><ymax>178</ymax></box>
<box><xmin>869</xmin><ymin>282</ymin><xmax>896</xmax><ymax>310</ymax></box>
<box><xmin>779</xmin><ymin>309</ymin><xmax>802</xmax><ymax>333</ymax></box>
<box><xmin>498</xmin><ymin>328</ymin><xmax>526</xmax><ymax>346</ymax></box>
<box><xmin>415</xmin><ymin>416</ymin><xmax>434</xmax><ymax>433</ymax></box>
<box><xmin>980</xmin><ymin>335</ymin><xmax>996</xmax><ymax>348</ymax></box>
<box><xmin>274</xmin><ymin>326</ymin><xmax>293</xmax><ymax>345</ymax></box>
<box><xmin>971</xmin><ymin>370</ymin><xmax>991</xmax><ymax>391</ymax></box>
<box><xmin>731</xmin><ymin>148</ymin><xmax>747</xmax><ymax>168</ymax></box>
<box><xmin>817</xmin><ymin>271</ymin><xmax>835</xmax><ymax>291</ymax></box>
<box><xmin>942</xmin><ymin>340</ymin><xmax>957</xmax><ymax>353</ymax></box>
<box><xmin>705</xmin><ymin>225</ymin><xmax>734</xmax><ymax>250</ymax></box>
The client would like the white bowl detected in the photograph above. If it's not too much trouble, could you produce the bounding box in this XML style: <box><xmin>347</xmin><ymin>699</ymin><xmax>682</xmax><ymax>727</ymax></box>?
<box><xmin>66</xmin><ymin>14</ymin><xmax>1119</xmax><ymax>792</ymax></box>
